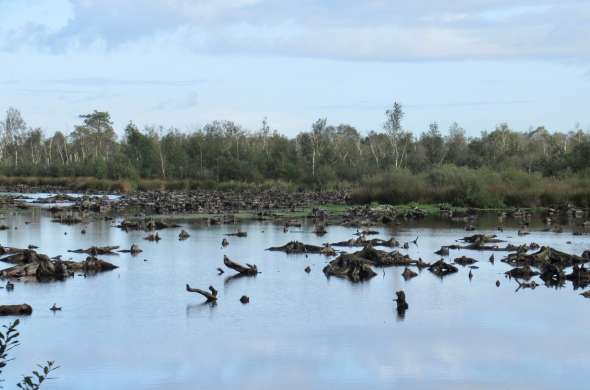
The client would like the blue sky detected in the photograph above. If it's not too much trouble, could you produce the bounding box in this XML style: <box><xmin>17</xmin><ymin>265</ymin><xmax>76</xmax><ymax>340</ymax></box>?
<box><xmin>0</xmin><ymin>0</ymin><xmax>588</xmax><ymax>136</ymax></box>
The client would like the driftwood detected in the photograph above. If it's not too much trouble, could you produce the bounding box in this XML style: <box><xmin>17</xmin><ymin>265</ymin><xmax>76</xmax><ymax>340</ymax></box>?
<box><xmin>353</xmin><ymin>230</ymin><xmax>379</xmax><ymax>236</ymax></box>
<box><xmin>461</xmin><ymin>234</ymin><xmax>503</xmax><ymax>244</ymax></box>
<box><xmin>267</xmin><ymin>241</ymin><xmax>336</xmax><ymax>256</ymax></box>
<box><xmin>69</xmin><ymin>246</ymin><xmax>120</xmax><ymax>255</ymax></box>
<box><xmin>331</xmin><ymin>237</ymin><xmax>399</xmax><ymax>248</ymax></box>
<box><xmin>0</xmin><ymin>304</ymin><xmax>32</xmax><ymax>316</ymax></box>
<box><xmin>223</xmin><ymin>255</ymin><xmax>258</xmax><ymax>276</ymax></box>
<box><xmin>63</xmin><ymin>256</ymin><xmax>118</xmax><ymax>273</ymax></box>
<box><xmin>117</xmin><ymin>219</ymin><xmax>180</xmax><ymax>231</ymax></box>
<box><xmin>226</xmin><ymin>231</ymin><xmax>247</xmax><ymax>237</ymax></box>
<box><xmin>186</xmin><ymin>284</ymin><xmax>218</xmax><ymax>302</ymax></box>
<box><xmin>118</xmin><ymin>244</ymin><xmax>142</xmax><ymax>255</ymax></box>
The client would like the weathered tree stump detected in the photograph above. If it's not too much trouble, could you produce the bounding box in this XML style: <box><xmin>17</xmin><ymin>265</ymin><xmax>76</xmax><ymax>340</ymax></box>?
<box><xmin>394</xmin><ymin>291</ymin><xmax>409</xmax><ymax>315</ymax></box>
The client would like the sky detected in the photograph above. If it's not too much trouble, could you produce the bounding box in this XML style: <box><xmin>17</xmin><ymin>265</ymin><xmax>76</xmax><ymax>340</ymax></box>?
<box><xmin>0</xmin><ymin>0</ymin><xmax>588</xmax><ymax>137</ymax></box>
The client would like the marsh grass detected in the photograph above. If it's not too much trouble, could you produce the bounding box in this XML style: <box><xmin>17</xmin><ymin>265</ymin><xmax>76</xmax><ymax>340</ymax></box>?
<box><xmin>350</xmin><ymin>166</ymin><xmax>590</xmax><ymax>208</ymax></box>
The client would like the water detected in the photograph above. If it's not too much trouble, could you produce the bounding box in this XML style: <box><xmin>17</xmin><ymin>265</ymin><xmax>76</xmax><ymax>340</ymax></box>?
<box><xmin>0</xmin><ymin>204</ymin><xmax>589</xmax><ymax>389</ymax></box>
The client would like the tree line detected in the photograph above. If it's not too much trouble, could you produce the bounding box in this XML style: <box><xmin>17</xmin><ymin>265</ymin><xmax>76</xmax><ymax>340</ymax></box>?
<box><xmin>0</xmin><ymin>105</ymin><xmax>589</xmax><ymax>187</ymax></box>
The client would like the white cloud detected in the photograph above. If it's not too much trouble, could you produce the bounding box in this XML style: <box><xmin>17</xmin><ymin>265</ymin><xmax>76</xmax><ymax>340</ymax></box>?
<box><xmin>1</xmin><ymin>0</ymin><xmax>589</xmax><ymax>61</ymax></box>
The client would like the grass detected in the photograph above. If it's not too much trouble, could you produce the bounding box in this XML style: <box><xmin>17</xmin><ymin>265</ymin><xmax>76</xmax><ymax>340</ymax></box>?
<box><xmin>0</xmin><ymin>176</ymin><xmax>303</xmax><ymax>194</ymax></box>
<box><xmin>350</xmin><ymin>166</ymin><xmax>590</xmax><ymax>209</ymax></box>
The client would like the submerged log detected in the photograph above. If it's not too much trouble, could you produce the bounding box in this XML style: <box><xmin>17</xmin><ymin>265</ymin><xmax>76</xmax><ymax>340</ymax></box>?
<box><xmin>505</xmin><ymin>265</ymin><xmax>539</xmax><ymax>280</ymax></box>
<box><xmin>223</xmin><ymin>255</ymin><xmax>258</xmax><ymax>276</ymax></box>
<box><xmin>118</xmin><ymin>244</ymin><xmax>142</xmax><ymax>255</ymax></box>
<box><xmin>226</xmin><ymin>231</ymin><xmax>247</xmax><ymax>237</ymax></box>
<box><xmin>69</xmin><ymin>246</ymin><xmax>120</xmax><ymax>255</ymax></box>
<box><xmin>267</xmin><ymin>241</ymin><xmax>336</xmax><ymax>256</ymax></box>
<box><xmin>186</xmin><ymin>284</ymin><xmax>218</xmax><ymax>302</ymax></box>
<box><xmin>331</xmin><ymin>237</ymin><xmax>399</xmax><ymax>248</ymax></box>
<box><xmin>461</xmin><ymin>234</ymin><xmax>504</xmax><ymax>244</ymax></box>
<box><xmin>0</xmin><ymin>304</ymin><xmax>32</xmax><ymax>316</ymax></box>
<box><xmin>322</xmin><ymin>254</ymin><xmax>377</xmax><ymax>282</ymax></box>
<box><xmin>64</xmin><ymin>256</ymin><xmax>118</xmax><ymax>273</ymax></box>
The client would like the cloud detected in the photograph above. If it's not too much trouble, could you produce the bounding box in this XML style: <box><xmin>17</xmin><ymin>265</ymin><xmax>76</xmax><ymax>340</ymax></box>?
<box><xmin>1</xmin><ymin>0</ymin><xmax>589</xmax><ymax>61</ymax></box>
<box><xmin>316</xmin><ymin>99</ymin><xmax>534</xmax><ymax>111</ymax></box>
<box><xmin>152</xmin><ymin>91</ymin><xmax>199</xmax><ymax>111</ymax></box>
<box><xmin>48</xmin><ymin>78</ymin><xmax>205</xmax><ymax>87</ymax></box>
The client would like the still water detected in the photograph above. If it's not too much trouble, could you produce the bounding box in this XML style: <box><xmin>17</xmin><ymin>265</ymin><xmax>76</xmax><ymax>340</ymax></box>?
<box><xmin>0</xmin><ymin>204</ymin><xmax>589</xmax><ymax>389</ymax></box>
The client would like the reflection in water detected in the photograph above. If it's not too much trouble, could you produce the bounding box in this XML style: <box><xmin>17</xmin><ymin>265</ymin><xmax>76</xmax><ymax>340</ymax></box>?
<box><xmin>0</xmin><ymin>205</ymin><xmax>588</xmax><ymax>389</ymax></box>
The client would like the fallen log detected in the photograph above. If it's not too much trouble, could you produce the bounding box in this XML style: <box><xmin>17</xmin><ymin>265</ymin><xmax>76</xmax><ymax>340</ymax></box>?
<box><xmin>460</xmin><ymin>234</ymin><xmax>504</xmax><ymax>244</ymax></box>
<box><xmin>0</xmin><ymin>304</ymin><xmax>32</xmax><ymax>316</ymax></box>
<box><xmin>331</xmin><ymin>237</ymin><xmax>399</xmax><ymax>248</ymax></box>
<box><xmin>223</xmin><ymin>255</ymin><xmax>258</xmax><ymax>276</ymax></box>
<box><xmin>118</xmin><ymin>244</ymin><xmax>142</xmax><ymax>255</ymax></box>
<box><xmin>64</xmin><ymin>256</ymin><xmax>118</xmax><ymax>273</ymax></box>
<box><xmin>267</xmin><ymin>241</ymin><xmax>336</xmax><ymax>256</ymax></box>
<box><xmin>69</xmin><ymin>246</ymin><xmax>120</xmax><ymax>255</ymax></box>
<box><xmin>186</xmin><ymin>284</ymin><xmax>218</xmax><ymax>302</ymax></box>
<box><xmin>226</xmin><ymin>231</ymin><xmax>247</xmax><ymax>237</ymax></box>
